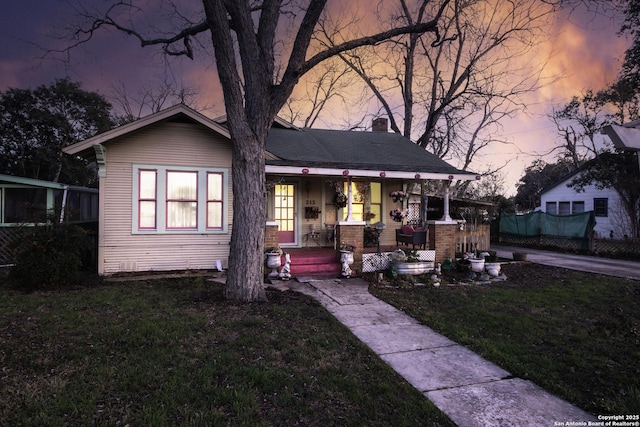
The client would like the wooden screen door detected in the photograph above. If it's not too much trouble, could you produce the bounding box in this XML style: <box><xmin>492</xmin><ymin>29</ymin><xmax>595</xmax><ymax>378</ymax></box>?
<box><xmin>274</xmin><ymin>183</ymin><xmax>296</xmax><ymax>244</ymax></box>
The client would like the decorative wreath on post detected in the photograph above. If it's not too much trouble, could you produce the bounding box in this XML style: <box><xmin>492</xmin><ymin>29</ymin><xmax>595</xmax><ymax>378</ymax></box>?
<box><xmin>334</xmin><ymin>192</ymin><xmax>347</xmax><ymax>208</ymax></box>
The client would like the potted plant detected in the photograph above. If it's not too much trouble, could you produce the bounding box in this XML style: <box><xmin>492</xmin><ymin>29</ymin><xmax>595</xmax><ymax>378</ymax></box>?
<box><xmin>513</xmin><ymin>252</ymin><xmax>528</xmax><ymax>261</ymax></box>
<box><xmin>264</xmin><ymin>246</ymin><xmax>282</xmax><ymax>278</ymax></box>
<box><xmin>485</xmin><ymin>261</ymin><xmax>501</xmax><ymax>277</ymax></box>
<box><xmin>390</xmin><ymin>248</ymin><xmax>433</xmax><ymax>275</ymax></box>
<box><xmin>363</xmin><ymin>211</ymin><xmax>376</xmax><ymax>221</ymax></box>
<box><xmin>305</xmin><ymin>206</ymin><xmax>321</xmax><ymax>219</ymax></box>
<box><xmin>389</xmin><ymin>208</ymin><xmax>407</xmax><ymax>222</ymax></box>
<box><xmin>462</xmin><ymin>251</ymin><xmax>485</xmax><ymax>272</ymax></box>
<box><xmin>334</xmin><ymin>192</ymin><xmax>347</xmax><ymax>208</ymax></box>
<box><xmin>389</xmin><ymin>190</ymin><xmax>407</xmax><ymax>203</ymax></box>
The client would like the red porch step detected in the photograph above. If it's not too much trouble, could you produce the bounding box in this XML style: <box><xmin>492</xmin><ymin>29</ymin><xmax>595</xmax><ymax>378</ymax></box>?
<box><xmin>283</xmin><ymin>248</ymin><xmax>342</xmax><ymax>277</ymax></box>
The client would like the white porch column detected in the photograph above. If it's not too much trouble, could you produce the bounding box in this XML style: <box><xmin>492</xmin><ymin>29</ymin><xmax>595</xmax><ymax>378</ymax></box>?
<box><xmin>441</xmin><ymin>180</ymin><xmax>452</xmax><ymax>222</ymax></box>
<box><xmin>345</xmin><ymin>176</ymin><xmax>355</xmax><ymax>221</ymax></box>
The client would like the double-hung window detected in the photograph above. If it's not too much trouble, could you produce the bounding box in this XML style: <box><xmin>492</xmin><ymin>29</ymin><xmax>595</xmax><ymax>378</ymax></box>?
<box><xmin>133</xmin><ymin>165</ymin><xmax>228</xmax><ymax>233</ymax></box>
<box><xmin>138</xmin><ymin>170</ymin><xmax>157</xmax><ymax>229</ymax></box>
<box><xmin>166</xmin><ymin>171</ymin><xmax>198</xmax><ymax>229</ymax></box>
<box><xmin>207</xmin><ymin>172</ymin><xmax>223</xmax><ymax>229</ymax></box>
<box><xmin>594</xmin><ymin>198</ymin><xmax>608</xmax><ymax>217</ymax></box>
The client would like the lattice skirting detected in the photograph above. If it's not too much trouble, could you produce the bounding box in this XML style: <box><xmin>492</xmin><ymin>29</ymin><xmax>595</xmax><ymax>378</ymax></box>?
<box><xmin>362</xmin><ymin>250</ymin><xmax>436</xmax><ymax>273</ymax></box>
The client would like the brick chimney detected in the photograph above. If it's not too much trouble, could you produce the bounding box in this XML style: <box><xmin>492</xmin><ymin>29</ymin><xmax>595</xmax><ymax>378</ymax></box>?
<box><xmin>372</xmin><ymin>117</ymin><xmax>388</xmax><ymax>132</ymax></box>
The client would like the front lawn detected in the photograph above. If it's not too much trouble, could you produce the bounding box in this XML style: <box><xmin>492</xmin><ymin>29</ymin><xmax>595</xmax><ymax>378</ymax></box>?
<box><xmin>0</xmin><ymin>277</ymin><xmax>454</xmax><ymax>426</ymax></box>
<box><xmin>370</xmin><ymin>262</ymin><xmax>640</xmax><ymax>415</ymax></box>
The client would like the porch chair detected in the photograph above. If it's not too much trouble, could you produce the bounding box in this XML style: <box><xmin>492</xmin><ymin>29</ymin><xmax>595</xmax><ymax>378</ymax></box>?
<box><xmin>395</xmin><ymin>225</ymin><xmax>427</xmax><ymax>249</ymax></box>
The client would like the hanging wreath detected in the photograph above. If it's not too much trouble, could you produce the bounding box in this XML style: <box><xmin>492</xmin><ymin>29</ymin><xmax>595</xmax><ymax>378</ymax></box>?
<box><xmin>334</xmin><ymin>192</ymin><xmax>347</xmax><ymax>208</ymax></box>
<box><xmin>390</xmin><ymin>190</ymin><xmax>407</xmax><ymax>203</ymax></box>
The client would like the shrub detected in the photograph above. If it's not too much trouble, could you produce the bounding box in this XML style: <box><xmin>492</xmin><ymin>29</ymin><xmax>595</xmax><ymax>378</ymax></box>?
<box><xmin>8</xmin><ymin>220</ymin><xmax>90</xmax><ymax>291</ymax></box>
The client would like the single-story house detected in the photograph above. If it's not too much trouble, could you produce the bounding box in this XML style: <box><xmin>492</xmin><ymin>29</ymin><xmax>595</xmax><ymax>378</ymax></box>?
<box><xmin>537</xmin><ymin>163</ymin><xmax>630</xmax><ymax>239</ymax></box>
<box><xmin>63</xmin><ymin>104</ymin><xmax>478</xmax><ymax>276</ymax></box>
<box><xmin>538</xmin><ymin>117</ymin><xmax>640</xmax><ymax>240</ymax></box>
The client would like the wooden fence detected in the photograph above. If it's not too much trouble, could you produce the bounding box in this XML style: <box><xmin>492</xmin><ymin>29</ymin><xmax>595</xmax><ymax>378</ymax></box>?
<box><xmin>456</xmin><ymin>223</ymin><xmax>491</xmax><ymax>254</ymax></box>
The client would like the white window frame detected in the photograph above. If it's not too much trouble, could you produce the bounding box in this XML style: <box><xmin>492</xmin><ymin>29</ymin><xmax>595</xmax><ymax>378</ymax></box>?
<box><xmin>132</xmin><ymin>164</ymin><xmax>229</xmax><ymax>234</ymax></box>
<box><xmin>572</xmin><ymin>201</ymin><xmax>585</xmax><ymax>214</ymax></box>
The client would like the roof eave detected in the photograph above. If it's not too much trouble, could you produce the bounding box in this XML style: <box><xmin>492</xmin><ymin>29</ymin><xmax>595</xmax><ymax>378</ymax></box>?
<box><xmin>265</xmin><ymin>164</ymin><xmax>479</xmax><ymax>181</ymax></box>
<box><xmin>63</xmin><ymin>104</ymin><xmax>231</xmax><ymax>157</ymax></box>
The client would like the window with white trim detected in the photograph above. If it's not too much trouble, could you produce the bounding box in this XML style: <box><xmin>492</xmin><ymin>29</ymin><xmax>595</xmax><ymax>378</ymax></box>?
<box><xmin>558</xmin><ymin>201</ymin><xmax>570</xmax><ymax>216</ymax></box>
<box><xmin>166</xmin><ymin>171</ymin><xmax>198</xmax><ymax>229</ymax></box>
<box><xmin>572</xmin><ymin>201</ymin><xmax>585</xmax><ymax>214</ymax></box>
<box><xmin>138</xmin><ymin>169</ymin><xmax>157</xmax><ymax>229</ymax></box>
<box><xmin>207</xmin><ymin>172</ymin><xmax>224</xmax><ymax>229</ymax></box>
<box><xmin>133</xmin><ymin>165</ymin><xmax>228</xmax><ymax>233</ymax></box>
<box><xmin>546</xmin><ymin>202</ymin><xmax>557</xmax><ymax>215</ymax></box>
<box><xmin>594</xmin><ymin>198</ymin><xmax>608</xmax><ymax>217</ymax></box>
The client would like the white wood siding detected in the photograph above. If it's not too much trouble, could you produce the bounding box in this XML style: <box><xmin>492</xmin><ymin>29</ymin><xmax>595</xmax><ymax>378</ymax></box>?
<box><xmin>101</xmin><ymin>122</ymin><xmax>233</xmax><ymax>274</ymax></box>
<box><xmin>539</xmin><ymin>180</ymin><xmax>629</xmax><ymax>239</ymax></box>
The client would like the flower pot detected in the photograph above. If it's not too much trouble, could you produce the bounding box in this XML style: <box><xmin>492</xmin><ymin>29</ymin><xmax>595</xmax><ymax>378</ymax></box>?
<box><xmin>394</xmin><ymin>261</ymin><xmax>432</xmax><ymax>275</ymax></box>
<box><xmin>469</xmin><ymin>258</ymin><xmax>485</xmax><ymax>273</ymax></box>
<box><xmin>513</xmin><ymin>252</ymin><xmax>528</xmax><ymax>261</ymax></box>
<box><xmin>340</xmin><ymin>250</ymin><xmax>354</xmax><ymax>278</ymax></box>
<box><xmin>485</xmin><ymin>262</ymin><xmax>501</xmax><ymax>277</ymax></box>
<box><xmin>265</xmin><ymin>253</ymin><xmax>281</xmax><ymax>277</ymax></box>
<box><xmin>457</xmin><ymin>259</ymin><xmax>471</xmax><ymax>272</ymax></box>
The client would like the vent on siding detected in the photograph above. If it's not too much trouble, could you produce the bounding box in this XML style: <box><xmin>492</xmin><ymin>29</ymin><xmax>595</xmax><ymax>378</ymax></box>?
<box><xmin>119</xmin><ymin>260</ymin><xmax>138</xmax><ymax>271</ymax></box>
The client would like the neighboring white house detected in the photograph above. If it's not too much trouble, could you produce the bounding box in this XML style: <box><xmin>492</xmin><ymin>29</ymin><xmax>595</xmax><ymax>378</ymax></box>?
<box><xmin>539</xmin><ymin>118</ymin><xmax>640</xmax><ymax>240</ymax></box>
<box><xmin>537</xmin><ymin>160</ymin><xmax>638</xmax><ymax>240</ymax></box>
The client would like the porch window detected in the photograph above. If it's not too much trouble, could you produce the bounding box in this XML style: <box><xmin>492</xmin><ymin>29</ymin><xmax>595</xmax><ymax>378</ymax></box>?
<box><xmin>343</xmin><ymin>181</ymin><xmax>381</xmax><ymax>222</ymax></box>
<box><xmin>4</xmin><ymin>188</ymin><xmax>47</xmax><ymax>223</ymax></box>
<box><xmin>133</xmin><ymin>164</ymin><xmax>228</xmax><ymax>234</ymax></box>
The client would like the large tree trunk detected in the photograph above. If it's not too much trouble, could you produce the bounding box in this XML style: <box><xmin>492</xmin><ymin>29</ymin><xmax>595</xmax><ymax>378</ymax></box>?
<box><xmin>224</xmin><ymin>125</ymin><xmax>268</xmax><ymax>302</ymax></box>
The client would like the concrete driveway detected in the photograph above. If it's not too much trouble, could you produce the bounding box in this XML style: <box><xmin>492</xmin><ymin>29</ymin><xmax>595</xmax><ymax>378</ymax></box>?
<box><xmin>492</xmin><ymin>245</ymin><xmax>640</xmax><ymax>280</ymax></box>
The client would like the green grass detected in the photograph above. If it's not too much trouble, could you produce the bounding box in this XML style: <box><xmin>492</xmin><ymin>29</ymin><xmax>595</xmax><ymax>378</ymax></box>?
<box><xmin>0</xmin><ymin>277</ymin><xmax>454</xmax><ymax>426</ymax></box>
<box><xmin>370</xmin><ymin>262</ymin><xmax>640</xmax><ymax>415</ymax></box>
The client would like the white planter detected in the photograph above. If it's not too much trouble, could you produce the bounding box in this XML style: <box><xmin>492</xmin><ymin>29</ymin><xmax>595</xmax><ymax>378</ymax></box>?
<box><xmin>340</xmin><ymin>250</ymin><xmax>354</xmax><ymax>278</ymax></box>
<box><xmin>485</xmin><ymin>262</ymin><xmax>501</xmax><ymax>277</ymax></box>
<box><xmin>394</xmin><ymin>261</ymin><xmax>432</xmax><ymax>275</ymax></box>
<box><xmin>469</xmin><ymin>258</ymin><xmax>485</xmax><ymax>273</ymax></box>
<box><xmin>265</xmin><ymin>253</ymin><xmax>281</xmax><ymax>277</ymax></box>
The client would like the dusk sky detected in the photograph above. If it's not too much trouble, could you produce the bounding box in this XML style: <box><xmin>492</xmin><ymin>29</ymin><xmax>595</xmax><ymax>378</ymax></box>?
<box><xmin>0</xmin><ymin>1</ymin><xmax>631</xmax><ymax>195</ymax></box>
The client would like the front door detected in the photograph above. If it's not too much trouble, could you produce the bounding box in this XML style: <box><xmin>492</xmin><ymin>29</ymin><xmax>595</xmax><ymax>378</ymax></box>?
<box><xmin>274</xmin><ymin>183</ymin><xmax>296</xmax><ymax>244</ymax></box>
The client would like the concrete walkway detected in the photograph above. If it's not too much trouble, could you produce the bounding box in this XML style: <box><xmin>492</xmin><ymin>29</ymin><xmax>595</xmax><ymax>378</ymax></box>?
<box><xmin>492</xmin><ymin>245</ymin><xmax>640</xmax><ymax>280</ymax></box>
<box><xmin>276</xmin><ymin>277</ymin><xmax>598</xmax><ymax>427</ymax></box>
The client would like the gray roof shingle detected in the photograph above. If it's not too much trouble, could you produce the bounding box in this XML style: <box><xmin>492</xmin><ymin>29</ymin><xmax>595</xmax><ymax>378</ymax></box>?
<box><xmin>266</xmin><ymin>127</ymin><xmax>469</xmax><ymax>175</ymax></box>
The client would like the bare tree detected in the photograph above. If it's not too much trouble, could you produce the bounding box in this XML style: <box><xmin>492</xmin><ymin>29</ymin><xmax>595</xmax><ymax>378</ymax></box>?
<box><xmin>320</xmin><ymin>0</ymin><xmax>556</xmax><ymax>185</ymax></box>
<box><xmin>111</xmin><ymin>77</ymin><xmax>199</xmax><ymax>124</ymax></box>
<box><xmin>59</xmin><ymin>0</ymin><xmax>451</xmax><ymax>302</ymax></box>
<box><xmin>549</xmin><ymin>90</ymin><xmax>609</xmax><ymax>168</ymax></box>
<box><xmin>281</xmin><ymin>58</ymin><xmax>357</xmax><ymax>128</ymax></box>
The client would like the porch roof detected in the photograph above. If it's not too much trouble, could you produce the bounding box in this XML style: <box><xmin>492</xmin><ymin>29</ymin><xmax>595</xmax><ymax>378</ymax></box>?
<box><xmin>0</xmin><ymin>174</ymin><xmax>97</xmax><ymax>192</ymax></box>
<box><xmin>265</xmin><ymin>127</ymin><xmax>478</xmax><ymax>181</ymax></box>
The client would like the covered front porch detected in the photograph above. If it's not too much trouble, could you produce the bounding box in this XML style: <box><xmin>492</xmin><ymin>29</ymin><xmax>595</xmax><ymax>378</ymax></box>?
<box><xmin>264</xmin><ymin>173</ymin><xmax>488</xmax><ymax>276</ymax></box>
